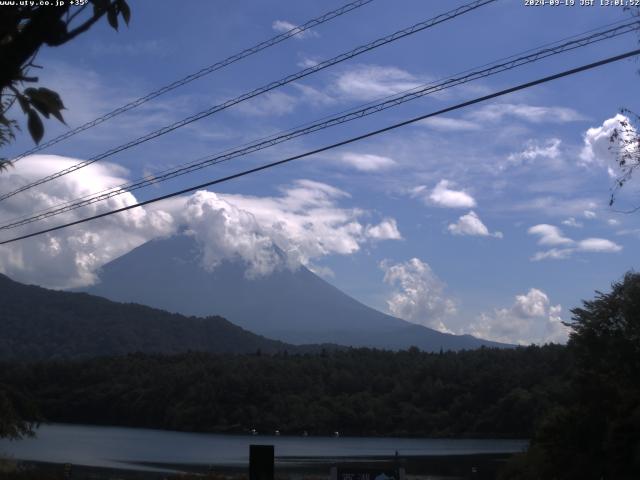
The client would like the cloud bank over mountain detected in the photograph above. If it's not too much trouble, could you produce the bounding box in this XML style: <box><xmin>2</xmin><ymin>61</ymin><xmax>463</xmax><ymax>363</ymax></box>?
<box><xmin>0</xmin><ymin>156</ymin><xmax>402</xmax><ymax>288</ymax></box>
<box><xmin>0</xmin><ymin>155</ymin><xmax>174</xmax><ymax>288</ymax></box>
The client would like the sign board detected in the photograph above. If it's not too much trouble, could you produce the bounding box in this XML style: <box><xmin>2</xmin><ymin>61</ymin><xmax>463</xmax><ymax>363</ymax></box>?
<box><xmin>249</xmin><ymin>444</ymin><xmax>274</xmax><ymax>480</ymax></box>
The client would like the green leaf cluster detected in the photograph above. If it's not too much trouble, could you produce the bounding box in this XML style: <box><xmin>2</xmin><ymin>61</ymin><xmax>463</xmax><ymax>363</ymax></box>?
<box><xmin>0</xmin><ymin>0</ymin><xmax>130</xmax><ymax>151</ymax></box>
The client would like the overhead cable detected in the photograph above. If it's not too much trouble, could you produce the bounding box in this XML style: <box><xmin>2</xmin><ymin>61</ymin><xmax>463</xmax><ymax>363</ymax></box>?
<box><xmin>0</xmin><ymin>0</ymin><xmax>497</xmax><ymax>202</ymax></box>
<box><xmin>9</xmin><ymin>0</ymin><xmax>375</xmax><ymax>162</ymax></box>
<box><xmin>2</xmin><ymin>19</ymin><xmax>637</xmax><ymax>231</ymax></box>
<box><xmin>1</xmin><ymin>47</ymin><xmax>638</xmax><ymax>245</ymax></box>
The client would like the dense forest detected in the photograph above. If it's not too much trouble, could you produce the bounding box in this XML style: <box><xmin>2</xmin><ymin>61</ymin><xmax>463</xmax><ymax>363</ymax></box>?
<box><xmin>0</xmin><ymin>345</ymin><xmax>569</xmax><ymax>439</ymax></box>
<box><xmin>1</xmin><ymin>273</ymin><xmax>638</xmax><ymax>479</ymax></box>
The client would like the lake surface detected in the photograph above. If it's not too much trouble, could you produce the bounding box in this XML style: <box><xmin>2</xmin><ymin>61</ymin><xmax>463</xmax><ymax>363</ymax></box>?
<box><xmin>0</xmin><ymin>424</ymin><xmax>528</xmax><ymax>473</ymax></box>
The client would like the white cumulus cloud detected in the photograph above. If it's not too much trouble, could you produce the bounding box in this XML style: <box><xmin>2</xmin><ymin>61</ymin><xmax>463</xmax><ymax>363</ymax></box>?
<box><xmin>579</xmin><ymin>114</ymin><xmax>634</xmax><ymax>168</ymax></box>
<box><xmin>163</xmin><ymin>179</ymin><xmax>403</xmax><ymax>275</ymax></box>
<box><xmin>577</xmin><ymin>238</ymin><xmax>622</xmax><ymax>253</ymax></box>
<box><xmin>426</xmin><ymin>180</ymin><xmax>476</xmax><ymax>209</ymax></box>
<box><xmin>528</xmin><ymin>224</ymin><xmax>574</xmax><ymax>246</ymax></box>
<box><xmin>0</xmin><ymin>155</ymin><xmax>175</xmax><ymax>289</ymax></box>
<box><xmin>467</xmin><ymin>288</ymin><xmax>570</xmax><ymax>345</ymax></box>
<box><xmin>419</xmin><ymin>117</ymin><xmax>481</xmax><ymax>131</ymax></box>
<box><xmin>528</xmin><ymin>224</ymin><xmax>622</xmax><ymax>260</ymax></box>
<box><xmin>447</xmin><ymin>211</ymin><xmax>502</xmax><ymax>238</ymax></box>
<box><xmin>0</xmin><ymin>158</ymin><xmax>402</xmax><ymax>288</ymax></box>
<box><xmin>271</xmin><ymin>20</ymin><xmax>318</xmax><ymax>39</ymax></box>
<box><xmin>470</xmin><ymin>103</ymin><xmax>584</xmax><ymax>124</ymax></box>
<box><xmin>562</xmin><ymin>217</ymin><xmax>583</xmax><ymax>228</ymax></box>
<box><xmin>381</xmin><ymin>258</ymin><xmax>456</xmax><ymax>333</ymax></box>
<box><xmin>179</xmin><ymin>191</ymin><xmax>284</xmax><ymax>278</ymax></box>
<box><xmin>292</xmin><ymin>83</ymin><xmax>336</xmax><ymax>107</ymax></box>
<box><xmin>366</xmin><ymin>218</ymin><xmax>402</xmax><ymax>240</ymax></box>
<box><xmin>505</xmin><ymin>138</ymin><xmax>561</xmax><ymax>168</ymax></box>
<box><xmin>341</xmin><ymin>153</ymin><xmax>397</xmax><ymax>172</ymax></box>
<box><xmin>334</xmin><ymin>65</ymin><xmax>421</xmax><ymax>101</ymax></box>
<box><xmin>297</xmin><ymin>57</ymin><xmax>319</xmax><ymax>68</ymax></box>
<box><xmin>530</xmin><ymin>248</ymin><xmax>574</xmax><ymax>261</ymax></box>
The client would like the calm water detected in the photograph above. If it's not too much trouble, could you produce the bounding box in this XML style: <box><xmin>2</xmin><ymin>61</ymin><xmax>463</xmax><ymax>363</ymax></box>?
<box><xmin>0</xmin><ymin>424</ymin><xmax>528</xmax><ymax>473</ymax></box>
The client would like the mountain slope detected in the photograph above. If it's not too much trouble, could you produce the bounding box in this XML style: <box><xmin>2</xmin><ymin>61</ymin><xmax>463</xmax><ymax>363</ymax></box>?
<box><xmin>0</xmin><ymin>274</ymin><xmax>302</xmax><ymax>361</ymax></box>
<box><xmin>84</xmin><ymin>234</ymin><xmax>507</xmax><ymax>351</ymax></box>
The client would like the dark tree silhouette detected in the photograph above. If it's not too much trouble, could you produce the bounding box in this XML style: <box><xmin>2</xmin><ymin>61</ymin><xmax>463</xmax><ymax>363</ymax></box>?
<box><xmin>0</xmin><ymin>1</ymin><xmax>130</xmax><ymax>436</ymax></box>
<box><xmin>0</xmin><ymin>384</ymin><xmax>39</xmax><ymax>439</ymax></box>
<box><xmin>502</xmin><ymin>272</ymin><xmax>640</xmax><ymax>480</ymax></box>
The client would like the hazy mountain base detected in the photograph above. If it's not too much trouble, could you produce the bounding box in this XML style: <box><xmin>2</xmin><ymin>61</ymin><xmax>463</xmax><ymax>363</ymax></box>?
<box><xmin>0</xmin><ymin>274</ymin><xmax>337</xmax><ymax>361</ymax></box>
<box><xmin>84</xmin><ymin>234</ymin><xmax>508</xmax><ymax>351</ymax></box>
<box><xmin>0</xmin><ymin>261</ymin><xmax>507</xmax><ymax>364</ymax></box>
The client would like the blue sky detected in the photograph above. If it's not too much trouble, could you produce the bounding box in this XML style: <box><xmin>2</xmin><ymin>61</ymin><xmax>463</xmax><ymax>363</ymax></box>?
<box><xmin>1</xmin><ymin>0</ymin><xmax>639</xmax><ymax>344</ymax></box>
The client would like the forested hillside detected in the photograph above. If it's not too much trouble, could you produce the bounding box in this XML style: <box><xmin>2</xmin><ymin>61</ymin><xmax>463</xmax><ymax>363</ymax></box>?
<box><xmin>2</xmin><ymin>274</ymin><xmax>638</xmax><ymax>478</ymax></box>
<box><xmin>0</xmin><ymin>345</ymin><xmax>569</xmax><ymax>438</ymax></box>
<box><xmin>0</xmin><ymin>274</ymin><xmax>301</xmax><ymax>360</ymax></box>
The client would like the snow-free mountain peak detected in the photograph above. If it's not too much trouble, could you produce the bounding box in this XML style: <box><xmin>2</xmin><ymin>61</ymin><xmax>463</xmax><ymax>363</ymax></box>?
<box><xmin>84</xmin><ymin>234</ymin><xmax>507</xmax><ymax>351</ymax></box>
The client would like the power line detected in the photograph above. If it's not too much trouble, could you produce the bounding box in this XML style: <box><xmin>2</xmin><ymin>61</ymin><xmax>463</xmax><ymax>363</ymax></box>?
<box><xmin>8</xmin><ymin>0</ymin><xmax>375</xmax><ymax>163</ymax></box>
<box><xmin>2</xmin><ymin>19</ymin><xmax>637</xmax><ymax>231</ymax></box>
<box><xmin>7</xmin><ymin>16</ymin><xmax>636</xmax><ymax>231</ymax></box>
<box><xmin>1</xmin><ymin>47</ymin><xmax>637</xmax><ymax>246</ymax></box>
<box><xmin>0</xmin><ymin>0</ymin><xmax>497</xmax><ymax>203</ymax></box>
<box><xmin>3</xmin><ymin>20</ymin><xmax>636</xmax><ymax>229</ymax></box>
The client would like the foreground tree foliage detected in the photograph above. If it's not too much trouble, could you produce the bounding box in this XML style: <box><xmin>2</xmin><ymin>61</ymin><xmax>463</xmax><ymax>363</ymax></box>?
<box><xmin>609</xmin><ymin>112</ymin><xmax>640</xmax><ymax>209</ymax></box>
<box><xmin>0</xmin><ymin>345</ymin><xmax>569</xmax><ymax>439</ymax></box>
<box><xmin>501</xmin><ymin>272</ymin><xmax>640</xmax><ymax>480</ymax></box>
<box><xmin>0</xmin><ymin>0</ymin><xmax>130</xmax><ymax>165</ymax></box>
<box><xmin>0</xmin><ymin>383</ymin><xmax>38</xmax><ymax>439</ymax></box>
<box><xmin>608</xmin><ymin>6</ymin><xmax>640</xmax><ymax>208</ymax></box>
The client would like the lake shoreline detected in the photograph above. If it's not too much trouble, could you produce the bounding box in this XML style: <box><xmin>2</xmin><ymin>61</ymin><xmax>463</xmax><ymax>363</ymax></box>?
<box><xmin>26</xmin><ymin>420</ymin><xmax>533</xmax><ymax>440</ymax></box>
<box><xmin>7</xmin><ymin>452</ymin><xmax>521</xmax><ymax>480</ymax></box>
<box><xmin>0</xmin><ymin>424</ymin><xmax>528</xmax><ymax>479</ymax></box>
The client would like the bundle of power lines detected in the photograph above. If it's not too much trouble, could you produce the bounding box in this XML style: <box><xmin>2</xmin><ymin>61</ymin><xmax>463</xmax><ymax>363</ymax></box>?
<box><xmin>1</xmin><ymin>0</ymin><xmax>638</xmax><ymax>245</ymax></box>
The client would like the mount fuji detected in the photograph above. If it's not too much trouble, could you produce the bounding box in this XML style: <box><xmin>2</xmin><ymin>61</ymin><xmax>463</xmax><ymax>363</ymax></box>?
<box><xmin>83</xmin><ymin>234</ymin><xmax>507</xmax><ymax>351</ymax></box>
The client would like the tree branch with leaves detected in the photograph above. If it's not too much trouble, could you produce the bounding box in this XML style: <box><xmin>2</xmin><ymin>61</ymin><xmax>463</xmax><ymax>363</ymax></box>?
<box><xmin>0</xmin><ymin>0</ymin><xmax>130</xmax><ymax>439</ymax></box>
<box><xmin>609</xmin><ymin>111</ymin><xmax>640</xmax><ymax>211</ymax></box>
<box><xmin>0</xmin><ymin>0</ymin><xmax>130</xmax><ymax>168</ymax></box>
<box><xmin>608</xmin><ymin>6</ymin><xmax>640</xmax><ymax>211</ymax></box>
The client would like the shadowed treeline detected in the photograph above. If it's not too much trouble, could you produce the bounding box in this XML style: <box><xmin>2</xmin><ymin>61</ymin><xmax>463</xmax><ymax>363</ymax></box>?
<box><xmin>1</xmin><ymin>345</ymin><xmax>568</xmax><ymax>438</ymax></box>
